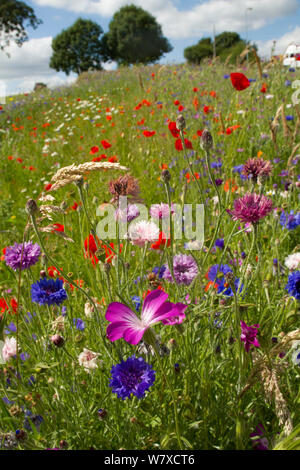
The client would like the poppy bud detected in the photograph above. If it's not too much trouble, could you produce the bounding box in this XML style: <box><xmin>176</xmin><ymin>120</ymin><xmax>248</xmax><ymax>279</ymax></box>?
<box><xmin>98</xmin><ymin>408</ymin><xmax>107</xmax><ymax>420</ymax></box>
<box><xmin>200</xmin><ymin>129</ymin><xmax>213</xmax><ymax>151</ymax></box>
<box><xmin>40</xmin><ymin>270</ymin><xmax>47</xmax><ymax>278</ymax></box>
<box><xmin>25</xmin><ymin>198</ymin><xmax>38</xmax><ymax>216</ymax></box>
<box><xmin>50</xmin><ymin>334</ymin><xmax>65</xmax><ymax>348</ymax></box>
<box><xmin>161</xmin><ymin>169</ymin><xmax>171</xmax><ymax>183</ymax></box>
<box><xmin>176</xmin><ymin>114</ymin><xmax>186</xmax><ymax>131</ymax></box>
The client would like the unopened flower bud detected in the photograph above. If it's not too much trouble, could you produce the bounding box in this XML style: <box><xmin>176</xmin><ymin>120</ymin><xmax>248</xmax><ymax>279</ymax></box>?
<box><xmin>176</xmin><ymin>114</ymin><xmax>186</xmax><ymax>131</ymax></box>
<box><xmin>25</xmin><ymin>199</ymin><xmax>38</xmax><ymax>216</ymax></box>
<box><xmin>98</xmin><ymin>408</ymin><xmax>107</xmax><ymax>420</ymax></box>
<box><xmin>50</xmin><ymin>334</ymin><xmax>64</xmax><ymax>348</ymax></box>
<box><xmin>161</xmin><ymin>169</ymin><xmax>171</xmax><ymax>184</ymax></box>
<box><xmin>200</xmin><ymin>128</ymin><xmax>213</xmax><ymax>151</ymax></box>
<box><xmin>40</xmin><ymin>270</ymin><xmax>47</xmax><ymax>278</ymax></box>
<box><xmin>59</xmin><ymin>440</ymin><xmax>68</xmax><ymax>449</ymax></box>
<box><xmin>168</xmin><ymin>338</ymin><xmax>178</xmax><ymax>349</ymax></box>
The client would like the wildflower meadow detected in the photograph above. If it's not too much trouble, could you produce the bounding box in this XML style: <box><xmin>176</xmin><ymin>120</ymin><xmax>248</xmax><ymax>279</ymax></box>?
<box><xmin>0</xmin><ymin>58</ymin><xmax>299</xmax><ymax>451</ymax></box>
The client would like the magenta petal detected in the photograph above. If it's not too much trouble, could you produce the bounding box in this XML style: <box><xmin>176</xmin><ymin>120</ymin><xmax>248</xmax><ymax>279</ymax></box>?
<box><xmin>161</xmin><ymin>302</ymin><xmax>187</xmax><ymax>325</ymax></box>
<box><xmin>123</xmin><ymin>327</ymin><xmax>146</xmax><ymax>345</ymax></box>
<box><xmin>141</xmin><ymin>289</ymin><xmax>169</xmax><ymax>325</ymax></box>
<box><xmin>148</xmin><ymin>301</ymin><xmax>178</xmax><ymax>325</ymax></box>
<box><xmin>107</xmin><ymin>322</ymin><xmax>129</xmax><ymax>341</ymax></box>
<box><xmin>105</xmin><ymin>302</ymin><xmax>137</xmax><ymax>322</ymax></box>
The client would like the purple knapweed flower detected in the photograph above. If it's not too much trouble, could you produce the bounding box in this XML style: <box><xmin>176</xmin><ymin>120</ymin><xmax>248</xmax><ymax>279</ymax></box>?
<box><xmin>227</xmin><ymin>193</ymin><xmax>273</xmax><ymax>224</ymax></box>
<box><xmin>109</xmin><ymin>355</ymin><xmax>155</xmax><ymax>400</ymax></box>
<box><xmin>105</xmin><ymin>289</ymin><xmax>187</xmax><ymax>345</ymax></box>
<box><xmin>240</xmin><ymin>321</ymin><xmax>260</xmax><ymax>353</ymax></box>
<box><xmin>162</xmin><ymin>254</ymin><xmax>198</xmax><ymax>286</ymax></box>
<box><xmin>5</xmin><ymin>241</ymin><xmax>41</xmax><ymax>271</ymax></box>
<box><xmin>242</xmin><ymin>157</ymin><xmax>272</xmax><ymax>182</ymax></box>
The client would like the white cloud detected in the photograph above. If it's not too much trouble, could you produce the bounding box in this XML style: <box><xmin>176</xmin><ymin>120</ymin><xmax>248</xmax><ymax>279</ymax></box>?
<box><xmin>256</xmin><ymin>26</ymin><xmax>300</xmax><ymax>58</ymax></box>
<box><xmin>0</xmin><ymin>36</ymin><xmax>77</xmax><ymax>95</ymax></box>
<box><xmin>32</xmin><ymin>0</ymin><xmax>299</xmax><ymax>38</ymax></box>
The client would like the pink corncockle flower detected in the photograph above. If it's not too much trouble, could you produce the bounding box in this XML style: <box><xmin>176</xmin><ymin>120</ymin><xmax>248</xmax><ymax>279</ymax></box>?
<box><xmin>1</xmin><ymin>337</ymin><xmax>17</xmax><ymax>361</ymax></box>
<box><xmin>128</xmin><ymin>220</ymin><xmax>159</xmax><ymax>247</ymax></box>
<box><xmin>227</xmin><ymin>193</ymin><xmax>272</xmax><ymax>224</ymax></box>
<box><xmin>240</xmin><ymin>321</ymin><xmax>260</xmax><ymax>353</ymax></box>
<box><xmin>105</xmin><ymin>289</ymin><xmax>187</xmax><ymax>345</ymax></box>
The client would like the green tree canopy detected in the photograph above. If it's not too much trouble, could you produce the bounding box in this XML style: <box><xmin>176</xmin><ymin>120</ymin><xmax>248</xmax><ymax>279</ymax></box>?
<box><xmin>0</xmin><ymin>0</ymin><xmax>42</xmax><ymax>51</ymax></box>
<box><xmin>184</xmin><ymin>32</ymin><xmax>249</xmax><ymax>64</ymax></box>
<box><xmin>102</xmin><ymin>4</ymin><xmax>172</xmax><ymax>65</ymax></box>
<box><xmin>50</xmin><ymin>18</ymin><xmax>105</xmax><ymax>75</ymax></box>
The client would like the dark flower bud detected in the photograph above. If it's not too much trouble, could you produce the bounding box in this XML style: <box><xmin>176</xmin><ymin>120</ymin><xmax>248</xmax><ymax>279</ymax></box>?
<box><xmin>15</xmin><ymin>429</ymin><xmax>27</xmax><ymax>441</ymax></box>
<box><xmin>174</xmin><ymin>363</ymin><xmax>180</xmax><ymax>373</ymax></box>
<box><xmin>176</xmin><ymin>114</ymin><xmax>186</xmax><ymax>131</ymax></box>
<box><xmin>200</xmin><ymin>128</ymin><xmax>213</xmax><ymax>151</ymax></box>
<box><xmin>161</xmin><ymin>169</ymin><xmax>171</xmax><ymax>184</ymax></box>
<box><xmin>25</xmin><ymin>199</ymin><xmax>38</xmax><ymax>216</ymax></box>
<box><xmin>59</xmin><ymin>440</ymin><xmax>68</xmax><ymax>449</ymax></box>
<box><xmin>98</xmin><ymin>408</ymin><xmax>107</xmax><ymax>420</ymax></box>
<box><xmin>50</xmin><ymin>334</ymin><xmax>65</xmax><ymax>348</ymax></box>
<box><xmin>40</xmin><ymin>270</ymin><xmax>47</xmax><ymax>278</ymax></box>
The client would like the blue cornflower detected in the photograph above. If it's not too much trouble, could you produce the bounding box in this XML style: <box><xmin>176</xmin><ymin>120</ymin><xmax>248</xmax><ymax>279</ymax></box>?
<box><xmin>109</xmin><ymin>355</ymin><xmax>155</xmax><ymax>400</ymax></box>
<box><xmin>24</xmin><ymin>411</ymin><xmax>43</xmax><ymax>432</ymax></box>
<box><xmin>152</xmin><ymin>265</ymin><xmax>166</xmax><ymax>279</ymax></box>
<box><xmin>206</xmin><ymin>264</ymin><xmax>243</xmax><ymax>296</ymax></box>
<box><xmin>279</xmin><ymin>210</ymin><xmax>300</xmax><ymax>230</ymax></box>
<box><xmin>285</xmin><ymin>271</ymin><xmax>300</xmax><ymax>301</ymax></box>
<box><xmin>233</xmin><ymin>164</ymin><xmax>248</xmax><ymax>181</ymax></box>
<box><xmin>289</xmin><ymin>67</ymin><xmax>295</xmax><ymax>72</ymax></box>
<box><xmin>286</xmin><ymin>115</ymin><xmax>294</xmax><ymax>121</ymax></box>
<box><xmin>214</xmin><ymin>238</ymin><xmax>224</xmax><ymax>250</ymax></box>
<box><xmin>131</xmin><ymin>296</ymin><xmax>141</xmax><ymax>312</ymax></box>
<box><xmin>285</xmin><ymin>80</ymin><xmax>292</xmax><ymax>86</ymax></box>
<box><xmin>73</xmin><ymin>318</ymin><xmax>85</xmax><ymax>331</ymax></box>
<box><xmin>223</xmin><ymin>74</ymin><xmax>230</xmax><ymax>79</ymax></box>
<box><xmin>31</xmin><ymin>278</ymin><xmax>67</xmax><ymax>306</ymax></box>
<box><xmin>4</xmin><ymin>322</ymin><xmax>17</xmax><ymax>334</ymax></box>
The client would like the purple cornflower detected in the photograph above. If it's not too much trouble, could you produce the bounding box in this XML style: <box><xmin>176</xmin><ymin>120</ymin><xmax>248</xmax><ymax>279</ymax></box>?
<box><xmin>240</xmin><ymin>321</ymin><xmax>260</xmax><ymax>353</ymax></box>
<box><xmin>206</xmin><ymin>264</ymin><xmax>243</xmax><ymax>296</ymax></box>
<box><xmin>73</xmin><ymin>318</ymin><xmax>85</xmax><ymax>331</ymax></box>
<box><xmin>214</xmin><ymin>238</ymin><xmax>224</xmax><ymax>250</ymax></box>
<box><xmin>227</xmin><ymin>193</ymin><xmax>273</xmax><ymax>224</ymax></box>
<box><xmin>109</xmin><ymin>355</ymin><xmax>155</xmax><ymax>400</ymax></box>
<box><xmin>115</xmin><ymin>203</ymin><xmax>140</xmax><ymax>223</ymax></box>
<box><xmin>279</xmin><ymin>210</ymin><xmax>300</xmax><ymax>230</ymax></box>
<box><xmin>31</xmin><ymin>278</ymin><xmax>67</xmax><ymax>306</ymax></box>
<box><xmin>285</xmin><ymin>271</ymin><xmax>300</xmax><ymax>301</ymax></box>
<box><xmin>163</xmin><ymin>254</ymin><xmax>198</xmax><ymax>286</ymax></box>
<box><xmin>242</xmin><ymin>157</ymin><xmax>272</xmax><ymax>182</ymax></box>
<box><xmin>5</xmin><ymin>241</ymin><xmax>41</xmax><ymax>271</ymax></box>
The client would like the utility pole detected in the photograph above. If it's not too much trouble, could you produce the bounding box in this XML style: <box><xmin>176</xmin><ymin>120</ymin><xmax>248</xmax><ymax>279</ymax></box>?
<box><xmin>213</xmin><ymin>24</ymin><xmax>216</xmax><ymax>60</ymax></box>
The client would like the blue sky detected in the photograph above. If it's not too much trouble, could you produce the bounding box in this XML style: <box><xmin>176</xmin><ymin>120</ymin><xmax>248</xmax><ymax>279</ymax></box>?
<box><xmin>1</xmin><ymin>0</ymin><xmax>300</xmax><ymax>95</ymax></box>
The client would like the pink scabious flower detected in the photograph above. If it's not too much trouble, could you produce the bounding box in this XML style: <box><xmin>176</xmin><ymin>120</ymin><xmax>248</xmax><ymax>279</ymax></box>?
<box><xmin>227</xmin><ymin>193</ymin><xmax>273</xmax><ymax>224</ymax></box>
<box><xmin>128</xmin><ymin>220</ymin><xmax>159</xmax><ymax>247</ymax></box>
<box><xmin>240</xmin><ymin>321</ymin><xmax>260</xmax><ymax>353</ymax></box>
<box><xmin>1</xmin><ymin>337</ymin><xmax>17</xmax><ymax>361</ymax></box>
<box><xmin>105</xmin><ymin>289</ymin><xmax>187</xmax><ymax>345</ymax></box>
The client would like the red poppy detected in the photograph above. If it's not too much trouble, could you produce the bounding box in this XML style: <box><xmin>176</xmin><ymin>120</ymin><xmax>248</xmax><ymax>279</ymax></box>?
<box><xmin>230</xmin><ymin>73</ymin><xmax>250</xmax><ymax>91</ymax></box>
<box><xmin>48</xmin><ymin>266</ymin><xmax>63</xmax><ymax>278</ymax></box>
<box><xmin>44</xmin><ymin>183</ymin><xmax>52</xmax><ymax>191</ymax></box>
<box><xmin>178</xmin><ymin>105</ymin><xmax>184</xmax><ymax>112</ymax></box>
<box><xmin>101</xmin><ymin>140</ymin><xmax>111</xmax><ymax>149</ymax></box>
<box><xmin>260</xmin><ymin>83</ymin><xmax>267</xmax><ymax>93</ymax></box>
<box><xmin>193</xmin><ymin>87</ymin><xmax>199</xmax><ymax>92</ymax></box>
<box><xmin>108</xmin><ymin>156</ymin><xmax>118</xmax><ymax>163</ymax></box>
<box><xmin>175</xmin><ymin>138</ymin><xmax>193</xmax><ymax>151</ymax></box>
<box><xmin>174</xmin><ymin>99</ymin><xmax>180</xmax><ymax>106</ymax></box>
<box><xmin>90</xmin><ymin>146</ymin><xmax>99</xmax><ymax>154</ymax></box>
<box><xmin>168</xmin><ymin>121</ymin><xmax>180</xmax><ymax>138</ymax></box>
<box><xmin>203</xmin><ymin>105</ymin><xmax>212</xmax><ymax>114</ymax></box>
<box><xmin>151</xmin><ymin>231</ymin><xmax>171</xmax><ymax>250</ymax></box>
<box><xmin>92</xmin><ymin>154</ymin><xmax>107</xmax><ymax>162</ymax></box>
<box><xmin>143</xmin><ymin>130</ymin><xmax>156</xmax><ymax>137</ymax></box>
<box><xmin>71</xmin><ymin>202</ymin><xmax>80</xmax><ymax>211</ymax></box>
<box><xmin>52</xmin><ymin>223</ymin><xmax>64</xmax><ymax>232</ymax></box>
<box><xmin>0</xmin><ymin>298</ymin><xmax>18</xmax><ymax>315</ymax></box>
<box><xmin>196</xmin><ymin>130</ymin><xmax>203</xmax><ymax>137</ymax></box>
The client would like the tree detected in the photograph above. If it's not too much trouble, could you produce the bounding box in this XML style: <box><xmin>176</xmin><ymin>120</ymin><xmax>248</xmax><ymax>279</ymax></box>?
<box><xmin>102</xmin><ymin>4</ymin><xmax>172</xmax><ymax>66</ymax></box>
<box><xmin>184</xmin><ymin>32</ymin><xmax>249</xmax><ymax>65</ymax></box>
<box><xmin>0</xmin><ymin>0</ymin><xmax>42</xmax><ymax>51</ymax></box>
<box><xmin>184</xmin><ymin>37</ymin><xmax>213</xmax><ymax>64</ymax></box>
<box><xmin>50</xmin><ymin>19</ymin><xmax>105</xmax><ymax>75</ymax></box>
